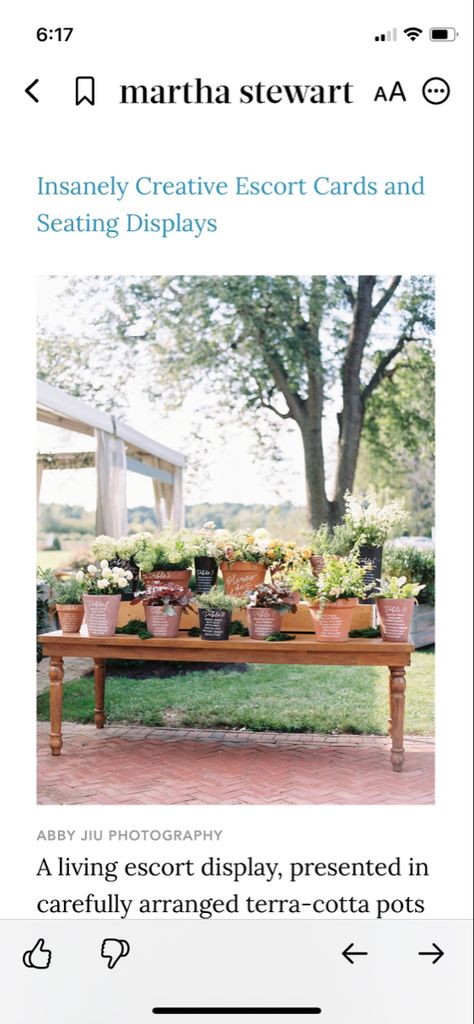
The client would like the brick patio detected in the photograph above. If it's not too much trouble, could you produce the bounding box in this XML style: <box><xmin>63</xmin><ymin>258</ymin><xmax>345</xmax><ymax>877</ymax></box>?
<box><xmin>37</xmin><ymin>723</ymin><xmax>434</xmax><ymax>805</ymax></box>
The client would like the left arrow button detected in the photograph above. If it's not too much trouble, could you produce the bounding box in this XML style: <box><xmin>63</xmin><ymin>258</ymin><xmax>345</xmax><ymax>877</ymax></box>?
<box><xmin>25</xmin><ymin>79</ymin><xmax>39</xmax><ymax>102</ymax></box>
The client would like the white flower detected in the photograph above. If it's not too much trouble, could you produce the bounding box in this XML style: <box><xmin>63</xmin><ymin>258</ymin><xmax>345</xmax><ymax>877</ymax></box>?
<box><xmin>97</xmin><ymin>579</ymin><xmax>109</xmax><ymax>590</ymax></box>
<box><xmin>203</xmin><ymin>521</ymin><xmax>216</xmax><ymax>530</ymax></box>
<box><xmin>118</xmin><ymin>578</ymin><xmax>128</xmax><ymax>588</ymax></box>
<box><xmin>87</xmin><ymin>564</ymin><xmax>97</xmax><ymax>575</ymax></box>
<box><xmin>111</xmin><ymin>566</ymin><xmax>122</xmax><ymax>575</ymax></box>
<box><xmin>100</xmin><ymin>559</ymin><xmax>109</xmax><ymax>570</ymax></box>
<box><xmin>75</xmin><ymin>570</ymin><xmax>85</xmax><ymax>582</ymax></box>
<box><xmin>125</xmin><ymin>570</ymin><xmax>133</xmax><ymax>581</ymax></box>
<box><xmin>101</xmin><ymin>568</ymin><xmax>112</xmax><ymax>579</ymax></box>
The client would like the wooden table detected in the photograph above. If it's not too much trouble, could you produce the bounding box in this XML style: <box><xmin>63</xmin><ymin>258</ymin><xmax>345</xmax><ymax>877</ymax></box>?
<box><xmin>39</xmin><ymin>632</ymin><xmax>414</xmax><ymax>771</ymax></box>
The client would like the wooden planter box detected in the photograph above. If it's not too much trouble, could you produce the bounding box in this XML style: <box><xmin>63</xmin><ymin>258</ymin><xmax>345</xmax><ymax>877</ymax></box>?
<box><xmin>409</xmin><ymin>604</ymin><xmax>435</xmax><ymax>648</ymax></box>
<box><xmin>117</xmin><ymin>601</ymin><xmax>375</xmax><ymax>633</ymax></box>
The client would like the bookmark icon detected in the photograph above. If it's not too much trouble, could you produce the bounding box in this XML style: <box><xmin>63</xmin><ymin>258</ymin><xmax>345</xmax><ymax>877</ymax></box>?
<box><xmin>76</xmin><ymin>76</ymin><xmax>95</xmax><ymax>106</ymax></box>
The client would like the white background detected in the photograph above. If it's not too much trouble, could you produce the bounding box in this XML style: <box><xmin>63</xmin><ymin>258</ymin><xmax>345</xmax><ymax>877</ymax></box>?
<box><xmin>0</xmin><ymin>1</ymin><xmax>472</xmax><ymax>923</ymax></box>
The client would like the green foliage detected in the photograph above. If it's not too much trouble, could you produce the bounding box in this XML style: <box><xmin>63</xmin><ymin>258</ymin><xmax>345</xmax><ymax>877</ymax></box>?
<box><xmin>309</xmin><ymin>523</ymin><xmax>353</xmax><ymax>556</ymax></box>
<box><xmin>290</xmin><ymin>556</ymin><xmax>369</xmax><ymax>608</ymax></box>
<box><xmin>349</xmin><ymin>627</ymin><xmax>381</xmax><ymax>638</ymax></box>
<box><xmin>196</xmin><ymin>589</ymin><xmax>243</xmax><ymax>612</ymax></box>
<box><xmin>229</xmin><ymin>620</ymin><xmax>250</xmax><ymax>636</ymax></box>
<box><xmin>343</xmin><ymin>491</ymin><xmax>410</xmax><ymax>546</ymax></box>
<box><xmin>38</xmin><ymin>503</ymin><xmax>96</xmax><ymax>536</ymax></box>
<box><xmin>247</xmin><ymin>583</ymin><xmax>297</xmax><ymax>613</ymax></box>
<box><xmin>37</xmin><ymin>580</ymin><xmax>51</xmax><ymax>662</ymax></box>
<box><xmin>383</xmin><ymin>545</ymin><xmax>435</xmax><ymax>605</ymax></box>
<box><xmin>136</xmin><ymin>535</ymin><xmax>193</xmax><ymax>572</ymax></box>
<box><xmin>52</xmin><ymin>576</ymin><xmax>86</xmax><ymax>605</ymax></box>
<box><xmin>265</xmin><ymin>632</ymin><xmax>296</xmax><ymax>642</ymax></box>
<box><xmin>116</xmin><ymin>620</ymin><xmax>153</xmax><ymax>640</ymax></box>
<box><xmin>374</xmin><ymin>576</ymin><xmax>425</xmax><ymax>600</ymax></box>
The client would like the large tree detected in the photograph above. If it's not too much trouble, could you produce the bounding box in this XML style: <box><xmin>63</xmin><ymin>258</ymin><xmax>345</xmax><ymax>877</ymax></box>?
<box><xmin>38</xmin><ymin>275</ymin><xmax>434</xmax><ymax>527</ymax></box>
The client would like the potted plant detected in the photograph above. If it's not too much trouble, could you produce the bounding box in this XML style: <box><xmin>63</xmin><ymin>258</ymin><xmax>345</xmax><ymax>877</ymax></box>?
<box><xmin>216</xmin><ymin>529</ymin><xmax>274</xmax><ymax>596</ymax></box>
<box><xmin>295</xmin><ymin>555</ymin><xmax>369</xmax><ymax>642</ymax></box>
<box><xmin>189</xmin><ymin>522</ymin><xmax>219</xmax><ymax>594</ymax></box>
<box><xmin>266</xmin><ymin>539</ymin><xmax>310</xmax><ymax>577</ymax></box>
<box><xmin>373</xmin><ymin>576</ymin><xmax>425</xmax><ymax>642</ymax></box>
<box><xmin>133</xmin><ymin>584</ymin><xmax>194</xmax><ymax>637</ymax></box>
<box><xmin>53</xmin><ymin>575</ymin><xmax>87</xmax><ymax>634</ymax></box>
<box><xmin>343</xmin><ymin>491</ymin><xmax>409</xmax><ymax>603</ymax></box>
<box><xmin>93</xmin><ymin>532</ymin><xmax>153</xmax><ymax>600</ymax></box>
<box><xmin>246</xmin><ymin>582</ymin><xmax>298</xmax><ymax>639</ymax></box>
<box><xmin>136</xmin><ymin>532</ymin><xmax>193</xmax><ymax>594</ymax></box>
<box><xmin>195</xmin><ymin>589</ymin><xmax>244</xmax><ymax>640</ymax></box>
<box><xmin>78</xmin><ymin>561</ymin><xmax>132</xmax><ymax>637</ymax></box>
<box><xmin>383</xmin><ymin>543</ymin><xmax>435</xmax><ymax>647</ymax></box>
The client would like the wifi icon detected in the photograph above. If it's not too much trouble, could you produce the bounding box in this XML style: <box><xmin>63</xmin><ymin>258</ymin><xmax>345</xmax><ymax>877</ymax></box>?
<box><xmin>404</xmin><ymin>26</ymin><xmax>423</xmax><ymax>40</ymax></box>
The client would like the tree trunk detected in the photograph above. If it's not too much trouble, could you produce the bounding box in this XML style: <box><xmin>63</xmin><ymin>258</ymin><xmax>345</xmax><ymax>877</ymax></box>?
<box><xmin>330</xmin><ymin>276</ymin><xmax>376</xmax><ymax>523</ymax></box>
<box><xmin>300</xmin><ymin>418</ymin><xmax>330</xmax><ymax>528</ymax></box>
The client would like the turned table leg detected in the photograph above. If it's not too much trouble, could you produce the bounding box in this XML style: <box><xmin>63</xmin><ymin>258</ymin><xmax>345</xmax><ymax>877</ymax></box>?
<box><xmin>94</xmin><ymin>659</ymin><xmax>106</xmax><ymax>729</ymax></box>
<box><xmin>389</xmin><ymin>666</ymin><xmax>406</xmax><ymax>772</ymax></box>
<box><xmin>49</xmin><ymin>656</ymin><xmax>64</xmax><ymax>756</ymax></box>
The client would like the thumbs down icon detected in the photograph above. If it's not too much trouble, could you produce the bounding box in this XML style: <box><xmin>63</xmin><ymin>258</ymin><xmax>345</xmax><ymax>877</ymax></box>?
<box><xmin>101</xmin><ymin>938</ymin><xmax>130</xmax><ymax>969</ymax></box>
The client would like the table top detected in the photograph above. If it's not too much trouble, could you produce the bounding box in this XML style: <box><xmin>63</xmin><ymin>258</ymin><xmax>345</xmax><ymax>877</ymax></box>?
<box><xmin>39</xmin><ymin>631</ymin><xmax>413</xmax><ymax>667</ymax></box>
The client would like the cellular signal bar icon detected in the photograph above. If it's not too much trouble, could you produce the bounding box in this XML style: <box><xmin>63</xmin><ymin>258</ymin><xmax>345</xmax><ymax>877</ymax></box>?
<box><xmin>375</xmin><ymin>28</ymin><xmax>397</xmax><ymax>42</ymax></box>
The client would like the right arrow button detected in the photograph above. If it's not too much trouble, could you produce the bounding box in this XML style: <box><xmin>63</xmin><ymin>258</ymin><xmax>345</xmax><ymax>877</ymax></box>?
<box><xmin>418</xmin><ymin>942</ymin><xmax>445</xmax><ymax>965</ymax></box>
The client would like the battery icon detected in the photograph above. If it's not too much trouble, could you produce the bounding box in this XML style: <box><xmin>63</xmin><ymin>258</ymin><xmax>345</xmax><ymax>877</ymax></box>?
<box><xmin>429</xmin><ymin>27</ymin><xmax>458</xmax><ymax>40</ymax></box>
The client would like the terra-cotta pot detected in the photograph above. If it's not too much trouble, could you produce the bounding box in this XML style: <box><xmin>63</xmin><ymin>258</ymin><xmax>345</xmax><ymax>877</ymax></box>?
<box><xmin>142</xmin><ymin>569</ymin><xmax>192</xmax><ymax>595</ymax></box>
<box><xmin>247</xmin><ymin>606</ymin><xmax>282</xmax><ymax>639</ymax></box>
<box><xmin>376</xmin><ymin>597</ymin><xmax>415</xmax><ymax>642</ymax></box>
<box><xmin>358</xmin><ymin>544</ymin><xmax>383</xmax><ymax>604</ymax></box>
<box><xmin>310</xmin><ymin>555</ymin><xmax>325</xmax><ymax>577</ymax></box>
<box><xmin>220</xmin><ymin>561</ymin><xmax>266</xmax><ymax>596</ymax></box>
<box><xmin>144</xmin><ymin>605</ymin><xmax>183</xmax><ymax>637</ymax></box>
<box><xmin>198</xmin><ymin>608</ymin><xmax>231</xmax><ymax>641</ymax></box>
<box><xmin>57</xmin><ymin>604</ymin><xmax>84</xmax><ymax>634</ymax></box>
<box><xmin>309</xmin><ymin>598</ymin><xmax>358</xmax><ymax>642</ymax></box>
<box><xmin>83</xmin><ymin>594</ymin><xmax>121</xmax><ymax>637</ymax></box>
<box><xmin>194</xmin><ymin>556</ymin><xmax>219</xmax><ymax>594</ymax></box>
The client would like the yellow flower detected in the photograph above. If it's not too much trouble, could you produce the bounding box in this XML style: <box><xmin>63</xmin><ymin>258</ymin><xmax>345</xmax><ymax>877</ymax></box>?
<box><xmin>247</xmin><ymin>534</ymin><xmax>255</xmax><ymax>543</ymax></box>
<box><xmin>301</xmin><ymin>548</ymin><xmax>312</xmax><ymax>559</ymax></box>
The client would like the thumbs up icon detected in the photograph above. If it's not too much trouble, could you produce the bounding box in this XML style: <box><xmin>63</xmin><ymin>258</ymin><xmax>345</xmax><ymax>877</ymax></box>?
<box><xmin>101</xmin><ymin>938</ymin><xmax>130</xmax><ymax>969</ymax></box>
<box><xmin>23</xmin><ymin>938</ymin><xmax>52</xmax><ymax>969</ymax></box>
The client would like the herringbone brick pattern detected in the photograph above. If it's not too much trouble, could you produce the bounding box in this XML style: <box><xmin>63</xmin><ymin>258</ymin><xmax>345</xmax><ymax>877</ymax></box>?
<box><xmin>37</xmin><ymin>723</ymin><xmax>434</xmax><ymax>805</ymax></box>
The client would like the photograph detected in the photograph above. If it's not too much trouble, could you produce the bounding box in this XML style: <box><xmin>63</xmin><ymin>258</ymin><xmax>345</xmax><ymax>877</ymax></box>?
<box><xmin>36</xmin><ymin>274</ymin><xmax>435</xmax><ymax>805</ymax></box>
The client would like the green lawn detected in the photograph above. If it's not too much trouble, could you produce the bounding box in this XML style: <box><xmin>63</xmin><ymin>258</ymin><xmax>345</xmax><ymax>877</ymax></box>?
<box><xmin>37</xmin><ymin>649</ymin><xmax>434</xmax><ymax>735</ymax></box>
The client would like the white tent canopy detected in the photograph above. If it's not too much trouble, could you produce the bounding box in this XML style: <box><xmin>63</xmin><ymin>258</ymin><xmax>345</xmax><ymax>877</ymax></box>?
<box><xmin>37</xmin><ymin>380</ymin><xmax>185</xmax><ymax>534</ymax></box>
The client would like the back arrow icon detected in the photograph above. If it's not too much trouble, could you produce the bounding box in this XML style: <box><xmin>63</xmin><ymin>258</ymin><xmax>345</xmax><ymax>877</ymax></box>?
<box><xmin>418</xmin><ymin>943</ymin><xmax>444</xmax><ymax>964</ymax></box>
<box><xmin>342</xmin><ymin>943</ymin><xmax>368</xmax><ymax>964</ymax></box>
<box><xmin>25</xmin><ymin>79</ymin><xmax>39</xmax><ymax>102</ymax></box>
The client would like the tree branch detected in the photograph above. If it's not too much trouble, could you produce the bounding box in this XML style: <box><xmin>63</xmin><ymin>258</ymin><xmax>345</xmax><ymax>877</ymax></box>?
<box><xmin>260</xmin><ymin>399</ymin><xmax>293</xmax><ymax>420</ymax></box>
<box><xmin>370</xmin><ymin>275</ymin><xmax>402</xmax><ymax>323</ymax></box>
<box><xmin>252</xmin><ymin>331</ymin><xmax>305</xmax><ymax>423</ymax></box>
<box><xmin>362</xmin><ymin>329</ymin><xmax>413</xmax><ymax>404</ymax></box>
<box><xmin>336</xmin><ymin>276</ymin><xmax>355</xmax><ymax>307</ymax></box>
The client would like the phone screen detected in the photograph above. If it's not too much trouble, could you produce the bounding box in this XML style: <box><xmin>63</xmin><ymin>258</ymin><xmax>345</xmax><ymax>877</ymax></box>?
<box><xmin>1</xmin><ymin>3</ymin><xmax>472</xmax><ymax>1021</ymax></box>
